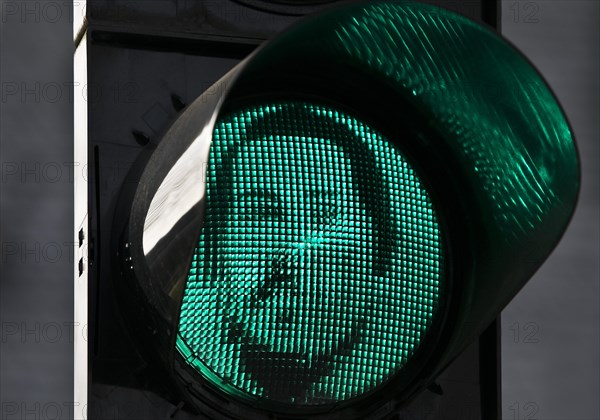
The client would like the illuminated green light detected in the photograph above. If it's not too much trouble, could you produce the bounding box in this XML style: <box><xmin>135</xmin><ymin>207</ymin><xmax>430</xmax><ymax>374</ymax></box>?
<box><xmin>176</xmin><ymin>102</ymin><xmax>444</xmax><ymax>405</ymax></box>
<box><xmin>328</xmin><ymin>2</ymin><xmax>577</xmax><ymax>240</ymax></box>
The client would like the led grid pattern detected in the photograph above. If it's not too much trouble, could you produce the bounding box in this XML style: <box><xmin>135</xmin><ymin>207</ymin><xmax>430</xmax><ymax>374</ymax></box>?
<box><xmin>176</xmin><ymin>102</ymin><xmax>444</xmax><ymax>405</ymax></box>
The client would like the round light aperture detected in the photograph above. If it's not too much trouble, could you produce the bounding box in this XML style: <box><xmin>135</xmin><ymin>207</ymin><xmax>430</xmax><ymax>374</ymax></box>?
<box><xmin>176</xmin><ymin>102</ymin><xmax>444</xmax><ymax>406</ymax></box>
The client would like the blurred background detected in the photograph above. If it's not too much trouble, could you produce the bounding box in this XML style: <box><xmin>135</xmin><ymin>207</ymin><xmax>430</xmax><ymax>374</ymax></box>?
<box><xmin>500</xmin><ymin>2</ymin><xmax>599</xmax><ymax>419</ymax></box>
<box><xmin>1</xmin><ymin>1</ymin><xmax>598</xmax><ymax>419</ymax></box>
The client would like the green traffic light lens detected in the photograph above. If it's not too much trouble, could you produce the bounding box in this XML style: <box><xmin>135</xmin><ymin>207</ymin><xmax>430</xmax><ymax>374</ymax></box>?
<box><xmin>176</xmin><ymin>102</ymin><xmax>445</xmax><ymax>406</ymax></box>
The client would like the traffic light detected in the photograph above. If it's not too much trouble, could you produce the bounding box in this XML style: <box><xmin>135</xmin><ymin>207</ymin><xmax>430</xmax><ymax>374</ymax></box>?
<box><xmin>78</xmin><ymin>0</ymin><xmax>579</xmax><ymax>418</ymax></box>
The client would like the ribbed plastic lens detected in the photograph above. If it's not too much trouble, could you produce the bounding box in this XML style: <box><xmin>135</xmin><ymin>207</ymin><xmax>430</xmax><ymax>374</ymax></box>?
<box><xmin>176</xmin><ymin>102</ymin><xmax>444</xmax><ymax>405</ymax></box>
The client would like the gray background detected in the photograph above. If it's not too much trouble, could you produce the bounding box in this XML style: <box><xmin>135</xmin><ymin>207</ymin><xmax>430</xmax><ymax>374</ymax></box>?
<box><xmin>0</xmin><ymin>1</ymin><xmax>598</xmax><ymax>419</ymax></box>
<box><xmin>1</xmin><ymin>1</ymin><xmax>75</xmax><ymax>419</ymax></box>
<box><xmin>501</xmin><ymin>2</ymin><xmax>599</xmax><ymax>419</ymax></box>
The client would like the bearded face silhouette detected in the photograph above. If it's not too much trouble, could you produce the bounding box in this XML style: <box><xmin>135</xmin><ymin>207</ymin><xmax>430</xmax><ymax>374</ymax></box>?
<box><xmin>177</xmin><ymin>103</ymin><xmax>443</xmax><ymax>405</ymax></box>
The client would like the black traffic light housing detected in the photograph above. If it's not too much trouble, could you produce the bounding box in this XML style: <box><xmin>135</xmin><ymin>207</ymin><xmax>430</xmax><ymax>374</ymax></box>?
<box><xmin>76</xmin><ymin>1</ymin><xmax>577</xmax><ymax>419</ymax></box>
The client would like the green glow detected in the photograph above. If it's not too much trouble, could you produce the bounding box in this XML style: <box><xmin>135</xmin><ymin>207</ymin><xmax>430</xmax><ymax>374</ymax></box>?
<box><xmin>176</xmin><ymin>102</ymin><xmax>444</xmax><ymax>405</ymax></box>
<box><xmin>326</xmin><ymin>2</ymin><xmax>578</xmax><ymax>241</ymax></box>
